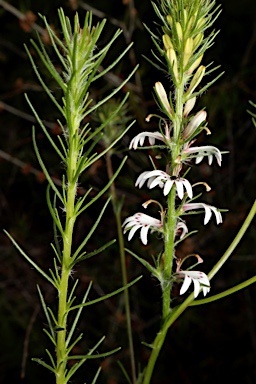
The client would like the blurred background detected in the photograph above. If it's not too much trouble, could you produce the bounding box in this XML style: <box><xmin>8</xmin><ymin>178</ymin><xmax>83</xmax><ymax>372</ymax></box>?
<box><xmin>0</xmin><ymin>0</ymin><xmax>255</xmax><ymax>383</ymax></box>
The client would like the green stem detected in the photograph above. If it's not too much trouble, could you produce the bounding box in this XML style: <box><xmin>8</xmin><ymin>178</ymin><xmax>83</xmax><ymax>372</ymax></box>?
<box><xmin>162</xmin><ymin>186</ymin><xmax>176</xmax><ymax>318</ymax></box>
<box><xmin>190</xmin><ymin>275</ymin><xmax>256</xmax><ymax>305</ymax></box>
<box><xmin>106</xmin><ymin>152</ymin><xmax>137</xmax><ymax>384</ymax></box>
<box><xmin>56</xmin><ymin>179</ymin><xmax>77</xmax><ymax>384</ymax></box>
<box><xmin>208</xmin><ymin>199</ymin><xmax>256</xmax><ymax>281</ymax></box>
<box><xmin>56</xmin><ymin>77</ymin><xmax>80</xmax><ymax>382</ymax></box>
<box><xmin>142</xmin><ymin>328</ymin><xmax>168</xmax><ymax>384</ymax></box>
<box><xmin>142</xmin><ymin>78</ymin><xmax>185</xmax><ymax>384</ymax></box>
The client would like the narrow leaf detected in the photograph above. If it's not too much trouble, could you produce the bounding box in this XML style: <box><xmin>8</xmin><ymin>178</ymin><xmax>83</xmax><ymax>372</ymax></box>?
<box><xmin>77</xmin><ymin>156</ymin><xmax>127</xmax><ymax>215</ymax></box>
<box><xmin>117</xmin><ymin>361</ymin><xmax>132</xmax><ymax>384</ymax></box>
<box><xmin>66</xmin><ymin>281</ymin><xmax>93</xmax><ymax>346</ymax></box>
<box><xmin>37</xmin><ymin>285</ymin><xmax>55</xmax><ymax>340</ymax></box>
<box><xmin>45</xmin><ymin>349</ymin><xmax>56</xmax><ymax>369</ymax></box>
<box><xmin>43</xmin><ymin>329</ymin><xmax>57</xmax><ymax>346</ymax></box>
<box><xmin>4</xmin><ymin>231</ymin><xmax>55</xmax><ymax>286</ymax></box>
<box><xmin>71</xmin><ymin>240</ymin><xmax>116</xmax><ymax>268</ymax></box>
<box><xmin>125</xmin><ymin>249</ymin><xmax>162</xmax><ymax>282</ymax></box>
<box><xmin>72</xmin><ymin>197</ymin><xmax>111</xmax><ymax>262</ymax></box>
<box><xmin>83</xmin><ymin>65</ymin><xmax>139</xmax><ymax>118</ymax></box>
<box><xmin>25</xmin><ymin>95</ymin><xmax>65</xmax><ymax>162</ymax></box>
<box><xmin>32</xmin><ymin>127</ymin><xmax>64</xmax><ymax>204</ymax></box>
<box><xmin>66</xmin><ymin>336</ymin><xmax>106</xmax><ymax>381</ymax></box>
<box><xmin>69</xmin><ymin>276</ymin><xmax>142</xmax><ymax>311</ymax></box>
<box><xmin>67</xmin><ymin>347</ymin><xmax>121</xmax><ymax>360</ymax></box>
<box><xmin>91</xmin><ymin>367</ymin><xmax>102</xmax><ymax>384</ymax></box>
<box><xmin>31</xmin><ymin>358</ymin><xmax>56</xmax><ymax>373</ymax></box>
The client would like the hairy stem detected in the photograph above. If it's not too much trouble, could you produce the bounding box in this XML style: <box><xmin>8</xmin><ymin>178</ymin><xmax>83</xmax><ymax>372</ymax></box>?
<box><xmin>142</xmin><ymin>75</ymin><xmax>185</xmax><ymax>384</ymax></box>
<box><xmin>56</xmin><ymin>182</ymin><xmax>77</xmax><ymax>383</ymax></box>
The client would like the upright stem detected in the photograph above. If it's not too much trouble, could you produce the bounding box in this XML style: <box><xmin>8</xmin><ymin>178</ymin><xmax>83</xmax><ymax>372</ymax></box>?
<box><xmin>106</xmin><ymin>152</ymin><xmax>137</xmax><ymax>383</ymax></box>
<box><xmin>56</xmin><ymin>180</ymin><xmax>77</xmax><ymax>384</ymax></box>
<box><xmin>142</xmin><ymin>74</ymin><xmax>185</xmax><ymax>383</ymax></box>
<box><xmin>56</xmin><ymin>74</ymin><xmax>79</xmax><ymax>382</ymax></box>
<box><xmin>162</xmin><ymin>186</ymin><xmax>176</xmax><ymax>318</ymax></box>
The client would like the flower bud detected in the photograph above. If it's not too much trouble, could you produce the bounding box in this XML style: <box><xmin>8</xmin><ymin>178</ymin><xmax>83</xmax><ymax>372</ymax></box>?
<box><xmin>186</xmin><ymin>15</ymin><xmax>195</xmax><ymax>32</ymax></box>
<box><xmin>183</xmin><ymin>96</ymin><xmax>196</xmax><ymax>117</ymax></box>
<box><xmin>167</xmin><ymin>15</ymin><xmax>172</xmax><ymax>27</ymax></box>
<box><xmin>183</xmin><ymin>9</ymin><xmax>188</xmax><ymax>26</ymax></box>
<box><xmin>183</xmin><ymin>37</ymin><xmax>194</xmax><ymax>68</ymax></box>
<box><xmin>155</xmin><ymin>82</ymin><xmax>172</xmax><ymax>117</ymax></box>
<box><xmin>197</xmin><ymin>16</ymin><xmax>206</xmax><ymax>29</ymax></box>
<box><xmin>163</xmin><ymin>34</ymin><xmax>173</xmax><ymax>50</ymax></box>
<box><xmin>188</xmin><ymin>65</ymin><xmax>205</xmax><ymax>95</ymax></box>
<box><xmin>193</xmin><ymin>33</ymin><xmax>204</xmax><ymax>50</ymax></box>
<box><xmin>176</xmin><ymin>22</ymin><xmax>183</xmax><ymax>42</ymax></box>
<box><xmin>182</xmin><ymin>110</ymin><xmax>207</xmax><ymax>140</ymax></box>
<box><xmin>167</xmin><ymin>48</ymin><xmax>179</xmax><ymax>82</ymax></box>
<box><xmin>187</xmin><ymin>54</ymin><xmax>203</xmax><ymax>75</ymax></box>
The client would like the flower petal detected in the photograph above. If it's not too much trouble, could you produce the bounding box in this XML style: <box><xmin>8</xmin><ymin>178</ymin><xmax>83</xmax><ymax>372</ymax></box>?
<box><xmin>203</xmin><ymin>204</ymin><xmax>212</xmax><ymax>224</ymax></box>
<box><xmin>175</xmin><ymin>180</ymin><xmax>184</xmax><ymax>199</ymax></box>
<box><xmin>193</xmin><ymin>278</ymin><xmax>201</xmax><ymax>298</ymax></box>
<box><xmin>135</xmin><ymin>172</ymin><xmax>148</xmax><ymax>188</ymax></box>
<box><xmin>129</xmin><ymin>132</ymin><xmax>165</xmax><ymax>150</ymax></box>
<box><xmin>180</xmin><ymin>274</ymin><xmax>192</xmax><ymax>295</ymax></box>
<box><xmin>182</xmin><ymin>178</ymin><xmax>193</xmax><ymax>198</ymax></box>
<box><xmin>127</xmin><ymin>224</ymin><xmax>141</xmax><ymax>241</ymax></box>
<box><xmin>140</xmin><ymin>225</ymin><xmax>150</xmax><ymax>245</ymax></box>
<box><xmin>163</xmin><ymin>179</ymin><xmax>174</xmax><ymax>195</ymax></box>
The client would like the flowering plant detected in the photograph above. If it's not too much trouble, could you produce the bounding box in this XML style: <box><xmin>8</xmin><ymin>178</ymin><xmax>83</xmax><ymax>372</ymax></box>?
<box><xmin>124</xmin><ymin>0</ymin><xmax>256</xmax><ymax>382</ymax></box>
<box><xmin>2</xmin><ymin>1</ymin><xmax>256</xmax><ymax>384</ymax></box>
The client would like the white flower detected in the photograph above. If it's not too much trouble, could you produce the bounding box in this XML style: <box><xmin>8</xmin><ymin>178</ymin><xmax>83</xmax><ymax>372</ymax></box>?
<box><xmin>122</xmin><ymin>212</ymin><xmax>163</xmax><ymax>245</ymax></box>
<box><xmin>129</xmin><ymin>132</ymin><xmax>165</xmax><ymax>150</ymax></box>
<box><xmin>179</xmin><ymin>270</ymin><xmax>210</xmax><ymax>298</ymax></box>
<box><xmin>136</xmin><ymin>170</ymin><xmax>193</xmax><ymax>199</ymax></box>
<box><xmin>182</xmin><ymin>110</ymin><xmax>207</xmax><ymax>140</ymax></box>
<box><xmin>183</xmin><ymin>144</ymin><xmax>222</xmax><ymax>166</ymax></box>
<box><xmin>182</xmin><ymin>202</ymin><xmax>222</xmax><ymax>225</ymax></box>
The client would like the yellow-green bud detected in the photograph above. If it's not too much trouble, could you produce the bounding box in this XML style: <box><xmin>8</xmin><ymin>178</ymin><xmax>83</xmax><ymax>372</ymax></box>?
<box><xmin>193</xmin><ymin>33</ymin><xmax>204</xmax><ymax>49</ymax></box>
<box><xmin>176</xmin><ymin>22</ymin><xmax>183</xmax><ymax>42</ymax></box>
<box><xmin>167</xmin><ymin>48</ymin><xmax>179</xmax><ymax>81</ymax></box>
<box><xmin>197</xmin><ymin>16</ymin><xmax>206</xmax><ymax>29</ymax></box>
<box><xmin>167</xmin><ymin>15</ymin><xmax>172</xmax><ymax>27</ymax></box>
<box><xmin>186</xmin><ymin>65</ymin><xmax>205</xmax><ymax>96</ymax></box>
<box><xmin>183</xmin><ymin>9</ymin><xmax>188</xmax><ymax>26</ymax></box>
<box><xmin>155</xmin><ymin>81</ymin><xmax>172</xmax><ymax>117</ymax></box>
<box><xmin>183</xmin><ymin>37</ymin><xmax>194</xmax><ymax>68</ymax></box>
<box><xmin>186</xmin><ymin>15</ymin><xmax>195</xmax><ymax>32</ymax></box>
<box><xmin>187</xmin><ymin>54</ymin><xmax>203</xmax><ymax>75</ymax></box>
<box><xmin>163</xmin><ymin>34</ymin><xmax>173</xmax><ymax>50</ymax></box>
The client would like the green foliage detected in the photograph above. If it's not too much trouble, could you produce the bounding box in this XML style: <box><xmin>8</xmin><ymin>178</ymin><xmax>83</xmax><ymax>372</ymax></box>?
<box><xmin>5</xmin><ymin>7</ymin><xmax>139</xmax><ymax>383</ymax></box>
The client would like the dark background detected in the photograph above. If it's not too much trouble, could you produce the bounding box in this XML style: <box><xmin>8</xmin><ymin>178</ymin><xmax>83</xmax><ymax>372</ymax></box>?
<box><xmin>0</xmin><ymin>0</ymin><xmax>256</xmax><ymax>383</ymax></box>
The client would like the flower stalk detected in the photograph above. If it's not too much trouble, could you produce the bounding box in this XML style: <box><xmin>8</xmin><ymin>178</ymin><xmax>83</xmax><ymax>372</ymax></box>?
<box><xmin>122</xmin><ymin>1</ymin><xmax>255</xmax><ymax>382</ymax></box>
